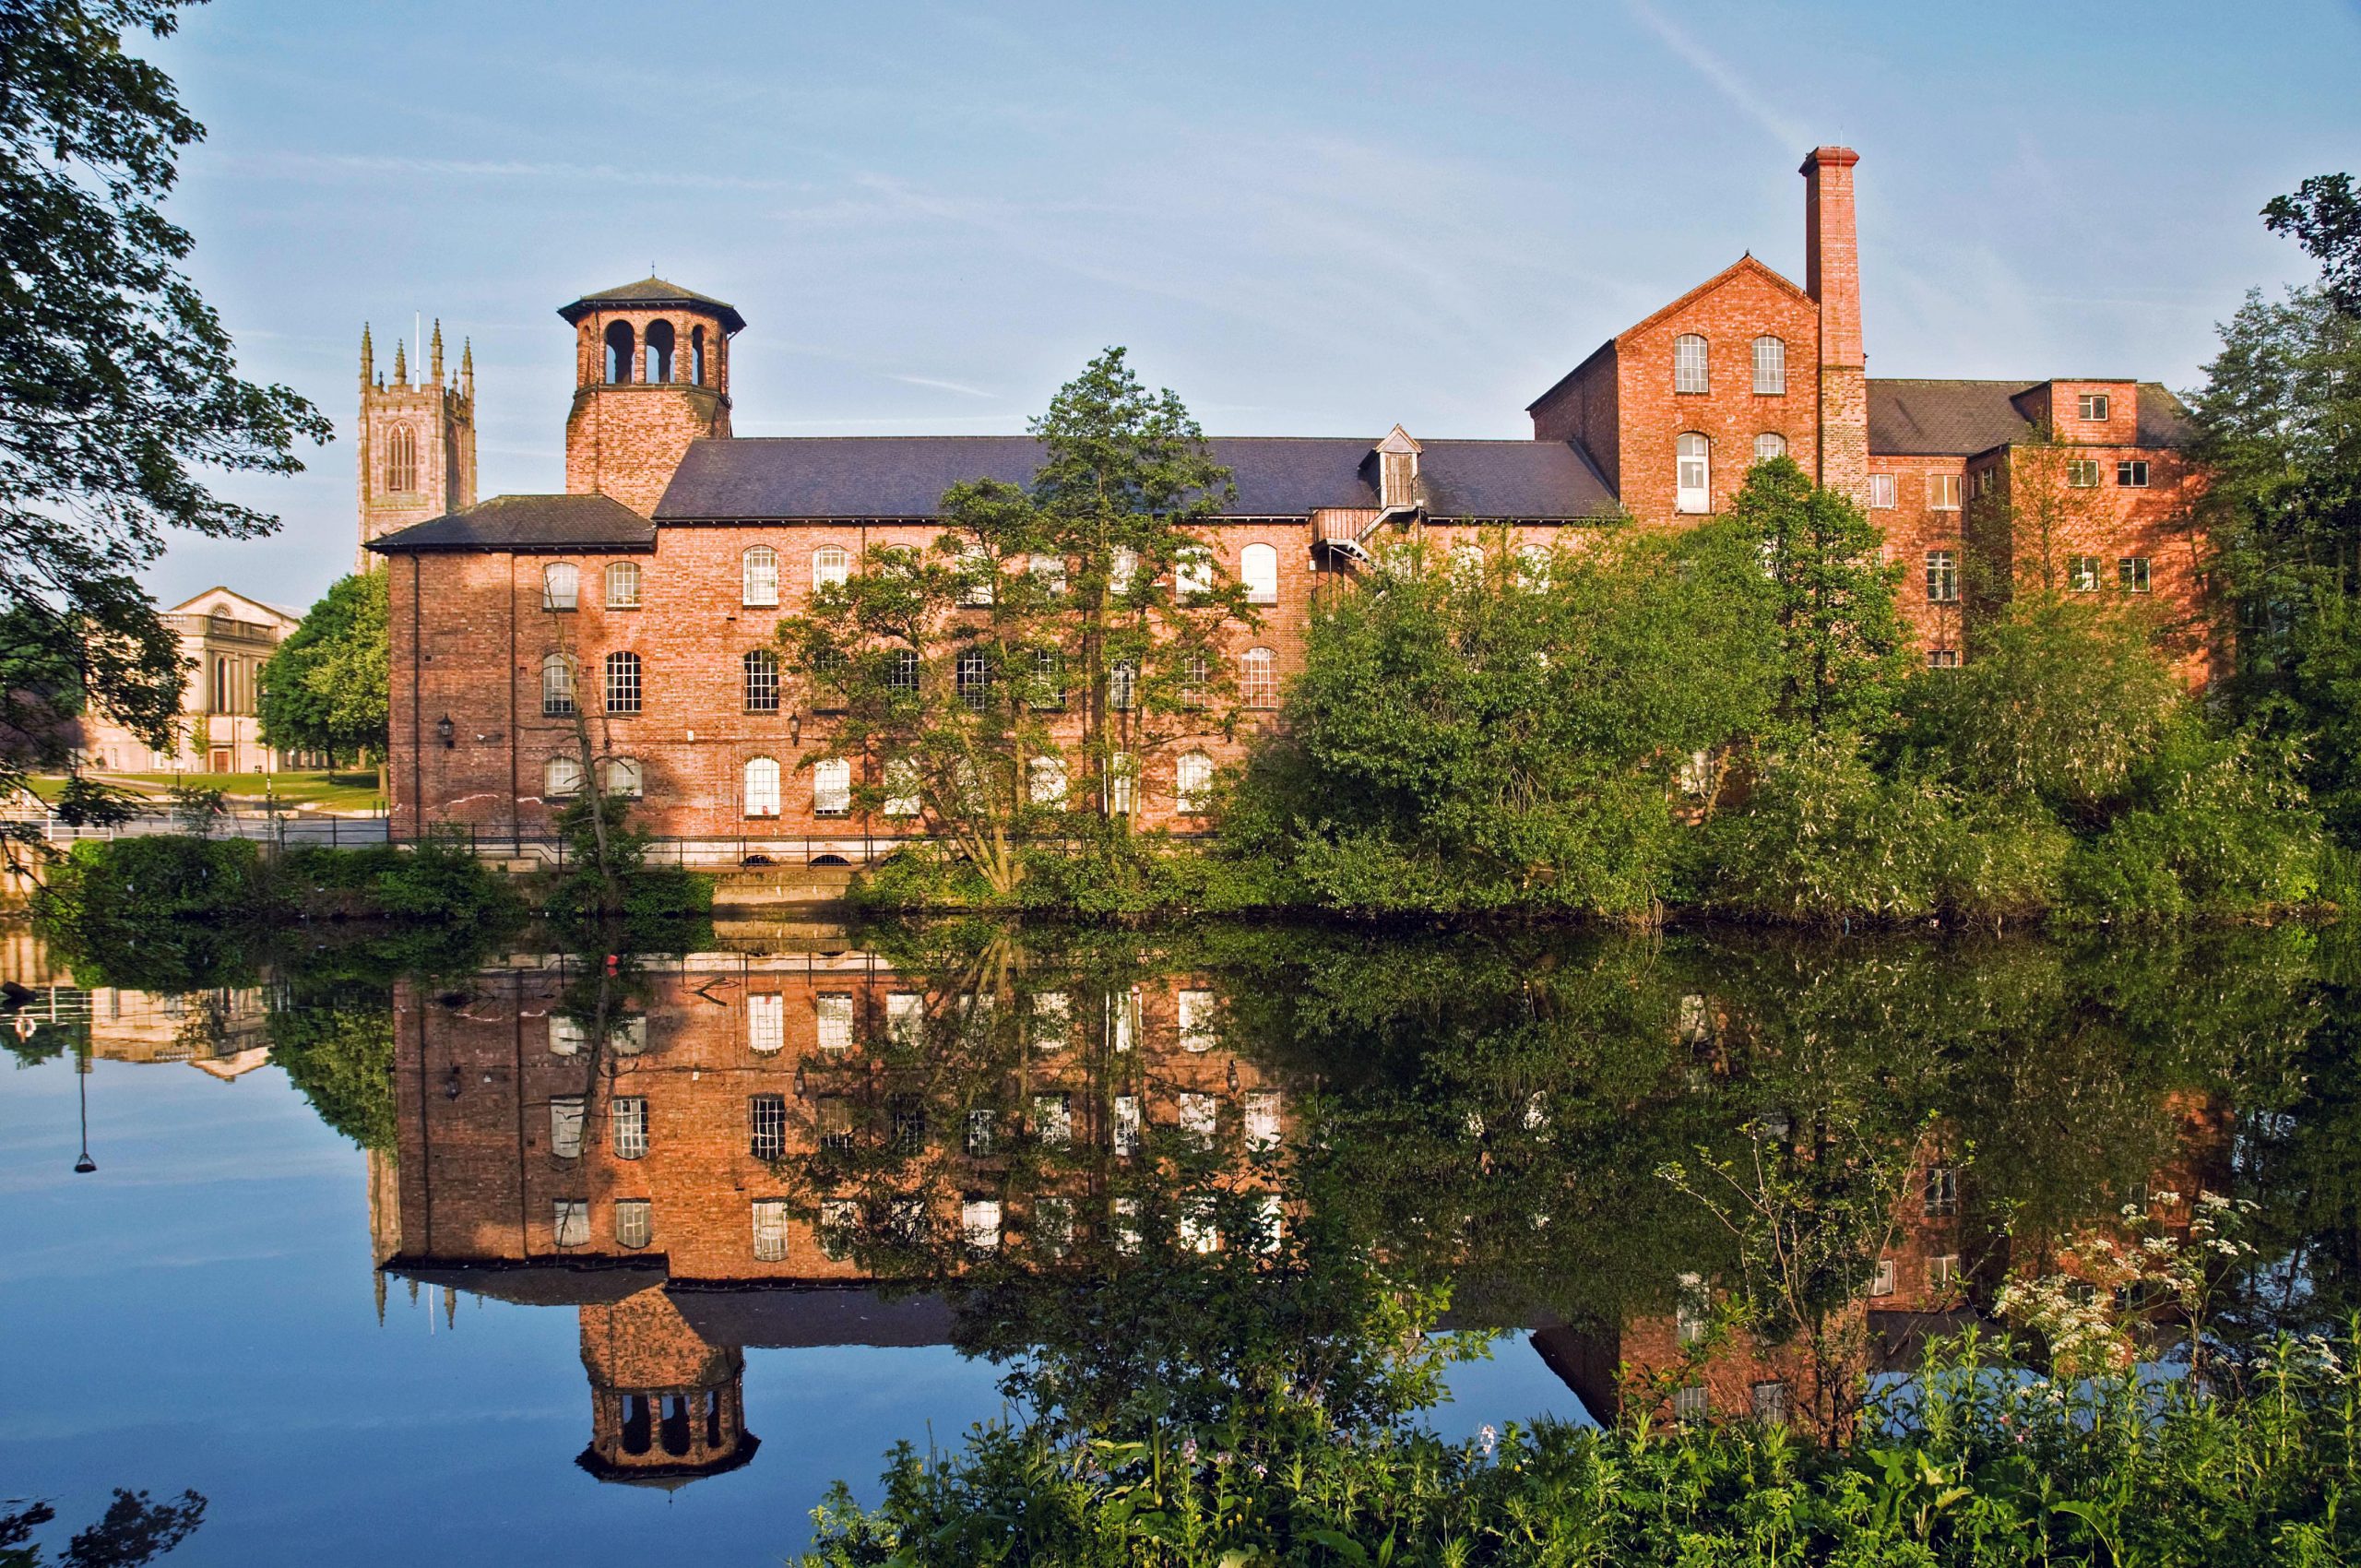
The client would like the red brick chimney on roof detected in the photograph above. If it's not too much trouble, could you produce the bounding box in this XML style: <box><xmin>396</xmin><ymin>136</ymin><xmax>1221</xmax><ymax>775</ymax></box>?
<box><xmin>1801</xmin><ymin>146</ymin><xmax>1868</xmax><ymax>503</ymax></box>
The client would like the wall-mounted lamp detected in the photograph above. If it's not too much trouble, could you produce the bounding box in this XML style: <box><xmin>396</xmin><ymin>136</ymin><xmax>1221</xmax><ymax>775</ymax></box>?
<box><xmin>793</xmin><ymin>1062</ymin><xmax>809</xmax><ymax>1099</ymax></box>
<box><xmin>1226</xmin><ymin>1059</ymin><xmax>1240</xmax><ymax>1093</ymax></box>
<box><xmin>443</xmin><ymin>1063</ymin><xmax>462</xmax><ymax>1100</ymax></box>
<box><xmin>435</xmin><ymin>714</ymin><xmax>456</xmax><ymax>749</ymax></box>
<box><xmin>790</xmin><ymin>712</ymin><xmax>803</xmax><ymax>746</ymax></box>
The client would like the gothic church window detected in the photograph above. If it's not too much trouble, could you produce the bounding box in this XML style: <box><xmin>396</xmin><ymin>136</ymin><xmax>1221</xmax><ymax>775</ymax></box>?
<box><xmin>386</xmin><ymin>425</ymin><xmax>418</xmax><ymax>493</ymax></box>
<box><xmin>1676</xmin><ymin>433</ymin><xmax>1711</xmax><ymax>514</ymax></box>
<box><xmin>603</xmin><ymin>321</ymin><xmax>635</xmax><ymax>384</ymax></box>
<box><xmin>1752</xmin><ymin>336</ymin><xmax>1786</xmax><ymax>395</ymax></box>
<box><xmin>644</xmin><ymin>320</ymin><xmax>674</xmax><ymax>384</ymax></box>
<box><xmin>1674</xmin><ymin>334</ymin><xmax>1709</xmax><ymax>394</ymax></box>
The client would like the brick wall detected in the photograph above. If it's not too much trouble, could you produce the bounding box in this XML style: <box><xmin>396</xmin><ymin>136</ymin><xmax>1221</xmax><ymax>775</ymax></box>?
<box><xmin>564</xmin><ymin>304</ymin><xmax>734</xmax><ymax>517</ymax></box>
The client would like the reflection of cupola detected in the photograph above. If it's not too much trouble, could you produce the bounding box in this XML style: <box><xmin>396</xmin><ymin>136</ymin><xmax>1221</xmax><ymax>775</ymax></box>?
<box><xmin>575</xmin><ymin>1286</ymin><xmax>758</xmax><ymax>1487</ymax></box>
<box><xmin>557</xmin><ymin>277</ymin><xmax>744</xmax><ymax>517</ymax></box>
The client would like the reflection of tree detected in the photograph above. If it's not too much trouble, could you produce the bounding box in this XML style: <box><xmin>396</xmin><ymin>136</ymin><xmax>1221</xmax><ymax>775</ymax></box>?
<box><xmin>0</xmin><ymin>1488</ymin><xmax>205</xmax><ymax>1568</ymax></box>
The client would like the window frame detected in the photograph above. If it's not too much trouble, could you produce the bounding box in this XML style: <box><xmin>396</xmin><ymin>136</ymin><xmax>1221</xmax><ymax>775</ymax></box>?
<box><xmin>540</xmin><ymin>652</ymin><xmax>575</xmax><ymax>717</ymax></box>
<box><xmin>1240</xmin><ymin>542</ymin><xmax>1279</xmax><ymax>605</ymax></box>
<box><xmin>1751</xmin><ymin>335</ymin><xmax>1786</xmax><ymax>395</ymax></box>
<box><xmin>1928</xmin><ymin>473</ymin><xmax>1962</xmax><ymax>512</ymax></box>
<box><xmin>612</xmin><ymin>1097</ymin><xmax>649</xmax><ymax>1159</ymax></box>
<box><xmin>541</xmin><ymin>562</ymin><xmax>580</xmax><ymax>612</ymax></box>
<box><xmin>813</xmin><ymin>757</ymin><xmax>853</xmax><ymax>817</ymax></box>
<box><xmin>1675</xmin><ymin>432</ymin><xmax>1711</xmax><ymax>515</ymax></box>
<box><xmin>742</xmin><ymin>545</ymin><xmax>780</xmax><ymax>608</ymax></box>
<box><xmin>1925</xmin><ymin>550</ymin><xmax>1959</xmax><ymax>603</ymax></box>
<box><xmin>1176</xmin><ymin>751</ymin><xmax>1214</xmax><ymax>814</ymax></box>
<box><xmin>602</xmin><ymin>650</ymin><xmax>642</xmax><ymax>715</ymax></box>
<box><xmin>2119</xmin><ymin>555</ymin><xmax>2152</xmax><ymax>593</ymax></box>
<box><xmin>1752</xmin><ymin>432</ymin><xmax>1787</xmax><ymax>463</ymax></box>
<box><xmin>2117</xmin><ymin>459</ymin><xmax>2150</xmax><ymax>488</ymax></box>
<box><xmin>1239</xmin><ymin>647</ymin><xmax>1278</xmax><ymax>709</ymax></box>
<box><xmin>1867</xmin><ymin>472</ymin><xmax>1896</xmax><ymax>510</ymax></box>
<box><xmin>604</xmin><ymin>560</ymin><xmax>642</xmax><ymax>608</ymax></box>
<box><xmin>812</xmin><ymin>544</ymin><xmax>850</xmax><ymax>591</ymax></box>
<box><xmin>743</xmin><ymin>754</ymin><xmax>782</xmax><ymax>818</ymax></box>
<box><xmin>2077</xmin><ymin>392</ymin><xmax>2110</xmax><ymax>422</ymax></box>
<box><xmin>742</xmin><ymin>647</ymin><xmax>780</xmax><ymax>713</ymax></box>
<box><xmin>1673</xmin><ymin>333</ymin><xmax>1709</xmax><ymax>395</ymax></box>
<box><xmin>2067</xmin><ymin>459</ymin><xmax>2102</xmax><ymax>489</ymax></box>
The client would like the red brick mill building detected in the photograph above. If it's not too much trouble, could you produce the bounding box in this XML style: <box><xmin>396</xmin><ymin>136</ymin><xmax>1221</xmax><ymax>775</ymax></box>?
<box><xmin>371</xmin><ymin>145</ymin><xmax>2206</xmax><ymax>855</ymax></box>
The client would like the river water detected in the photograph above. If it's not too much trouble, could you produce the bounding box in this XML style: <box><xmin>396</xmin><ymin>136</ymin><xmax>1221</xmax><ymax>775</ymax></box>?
<box><xmin>1</xmin><ymin>921</ymin><xmax>2343</xmax><ymax>1562</ymax></box>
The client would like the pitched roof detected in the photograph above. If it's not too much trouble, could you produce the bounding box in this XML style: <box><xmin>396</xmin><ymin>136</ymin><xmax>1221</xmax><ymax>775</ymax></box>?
<box><xmin>366</xmin><ymin>493</ymin><xmax>657</xmax><ymax>554</ymax></box>
<box><xmin>1526</xmin><ymin>255</ymin><xmax>1814</xmax><ymax>414</ymax></box>
<box><xmin>654</xmin><ymin>435</ymin><xmax>1617</xmax><ymax>522</ymax></box>
<box><xmin>556</xmin><ymin>276</ymin><xmax>746</xmax><ymax>334</ymax></box>
<box><xmin>1867</xmin><ymin>379</ymin><xmax>2194</xmax><ymax>456</ymax></box>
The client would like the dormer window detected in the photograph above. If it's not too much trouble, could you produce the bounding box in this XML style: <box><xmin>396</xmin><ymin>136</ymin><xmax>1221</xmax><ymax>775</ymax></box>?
<box><xmin>1375</xmin><ymin>424</ymin><xmax>1422</xmax><ymax>512</ymax></box>
<box><xmin>2077</xmin><ymin>392</ymin><xmax>2110</xmax><ymax>422</ymax></box>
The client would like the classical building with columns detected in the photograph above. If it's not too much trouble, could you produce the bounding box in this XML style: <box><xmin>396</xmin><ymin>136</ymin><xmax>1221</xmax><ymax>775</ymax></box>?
<box><xmin>370</xmin><ymin>145</ymin><xmax>2203</xmax><ymax>854</ymax></box>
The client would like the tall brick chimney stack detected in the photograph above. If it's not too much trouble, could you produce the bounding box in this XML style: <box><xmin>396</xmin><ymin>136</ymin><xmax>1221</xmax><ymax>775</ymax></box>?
<box><xmin>1801</xmin><ymin>146</ymin><xmax>1869</xmax><ymax>503</ymax></box>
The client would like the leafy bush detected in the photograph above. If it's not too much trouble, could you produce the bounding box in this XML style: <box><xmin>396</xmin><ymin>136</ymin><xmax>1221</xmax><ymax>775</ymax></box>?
<box><xmin>1693</xmin><ymin>736</ymin><xmax>1956</xmax><ymax>924</ymax></box>
<box><xmin>32</xmin><ymin>835</ymin><xmax>272</xmax><ymax>990</ymax></box>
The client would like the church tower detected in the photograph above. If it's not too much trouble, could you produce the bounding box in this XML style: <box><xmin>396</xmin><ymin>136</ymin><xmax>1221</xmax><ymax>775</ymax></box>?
<box><xmin>357</xmin><ymin>319</ymin><xmax>478</xmax><ymax>571</ymax></box>
<box><xmin>558</xmin><ymin>278</ymin><xmax>742</xmax><ymax>517</ymax></box>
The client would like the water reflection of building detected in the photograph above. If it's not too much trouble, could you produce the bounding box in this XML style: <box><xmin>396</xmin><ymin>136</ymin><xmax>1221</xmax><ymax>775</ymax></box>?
<box><xmin>383</xmin><ymin>955</ymin><xmax>1287</xmax><ymax>1486</ymax></box>
<box><xmin>0</xmin><ymin>930</ymin><xmax>275</xmax><ymax>1077</ymax></box>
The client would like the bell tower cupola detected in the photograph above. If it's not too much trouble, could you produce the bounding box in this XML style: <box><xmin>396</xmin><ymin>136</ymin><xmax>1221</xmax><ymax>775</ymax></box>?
<box><xmin>575</xmin><ymin>1287</ymin><xmax>758</xmax><ymax>1488</ymax></box>
<box><xmin>558</xmin><ymin>278</ymin><xmax>744</xmax><ymax>517</ymax></box>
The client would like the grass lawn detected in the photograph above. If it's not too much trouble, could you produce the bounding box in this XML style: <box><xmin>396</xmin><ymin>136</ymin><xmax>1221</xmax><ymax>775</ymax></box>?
<box><xmin>23</xmin><ymin>769</ymin><xmax>386</xmax><ymax>814</ymax></box>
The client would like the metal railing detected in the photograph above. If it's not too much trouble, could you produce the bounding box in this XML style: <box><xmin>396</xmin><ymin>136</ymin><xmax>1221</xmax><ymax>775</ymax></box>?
<box><xmin>1</xmin><ymin>811</ymin><xmax>392</xmax><ymax>849</ymax></box>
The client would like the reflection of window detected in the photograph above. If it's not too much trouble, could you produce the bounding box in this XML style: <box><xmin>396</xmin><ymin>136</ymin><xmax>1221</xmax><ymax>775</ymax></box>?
<box><xmin>750</xmin><ymin>1094</ymin><xmax>788</xmax><ymax>1160</ymax></box>
<box><xmin>1674</xmin><ymin>1384</ymin><xmax>1709</xmax><ymax>1423</ymax></box>
<box><xmin>1924</xmin><ymin>1165</ymin><xmax>1959</xmax><ymax>1217</ymax></box>
<box><xmin>1179</xmin><ymin>989</ymin><xmax>1216</xmax><ymax>1051</ymax></box>
<box><xmin>816</xmin><ymin>1095</ymin><xmax>854</xmax><ymax>1151</ymax></box>
<box><xmin>1180</xmin><ymin>1092</ymin><xmax>1217</xmax><ymax>1148</ymax></box>
<box><xmin>1175</xmin><ymin>549</ymin><xmax>1213</xmax><ymax>600</ymax></box>
<box><xmin>1179</xmin><ymin>1195</ymin><xmax>1219</xmax><ymax>1253</ymax></box>
<box><xmin>613</xmin><ymin>1098</ymin><xmax>648</xmax><ymax>1159</ymax></box>
<box><xmin>615</xmin><ymin>1198</ymin><xmax>651</xmax><ymax>1249</ymax></box>
<box><xmin>886</xmin><ymin>992</ymin><xmax>924</xmax><ymax>1048</ymax></box>
<box><xmin>748</xmin><ymin>992</ymin><xmax>784</xmax><ymax>1053</ymax></box>
<box><xmin>1245</xmin><ymin>1090</ymin><xmax>1281</xmax><ymax>1150</ymax></box>
<box><xmin>1113</xmin><ymin>1196</ymin><xmax>1142</xmax><ymax>1254</ymax></box>
<box><xmin>815</xmin><ymin>992</ymin><xmax>854</xmax><ymax>1052</ymax></box>
<box><xmin>554</xmin><ymin>1199</ymin><xmax>590</xmax><ymax>1248</ymax></box>
<box><xmin>890</xmin><ymin>1099</ymin><xmax>926</xmax><ymax>1153</ymax></box>
<box><xmin>965</xmin><ymin>1108</ymin><xmax>997</xmax><ymax>1158</ymax></box>
<box><xmin>1870</xmin><ymin>1257</ymin><xmax>1897</xmax><ymax>1297</ymax></box>
<box><xmin>752</xmin><ymin>1199</ymin><xmax>790</xmax><ymax>1262</ymax></box>
<box><xmin>1033</xmin><ymin>1092</ymin><xmax>1072</xmax><ymax>1147</ymax></box>
<box><xmin>1034</xmin><ymin>1196</ymin><xmax>1074</xmax><ymax>1257</ymax></box>
<box><xmin>962</xmin><ymin>1198</ymin><xmax>1003</xmax><ymax>1252</ymax></box>
<box><xmin>1028</xmin><ymin>753</ymin><xmax>1067</xmax><ymax>806</ymax></box>
<box><xmin>611</xmin><ymin>1017</ymin><xmax>647</xmax><ymax>1056</ymax></box>
<box><xmin>550</xmin><ymin>1097</ymin><xmax>586</xmax><ymax>1158</ymax></box>
<box><xmin>1109</xmin><ymin>987</ymin><xmax>1140</xmax><ymax>1053</ymax></box>
<box><xmin>550</xmin><ymin>1016</ymin><xmax>587</xmax><ymax>1056</ymax></box>
<box><xmin>1030</xmin><ymin>992</ymin><xmax>1070</xmax><ymax>1051</ymax></box>
<box><xmin>1751</xmin><ymin>1381</ymin><xmax>1789</xmax><ymax>1424</ymax></box>
<box><xmin>1109</xmin><ymin>548</ymin><xmax>1138</xmax><ymax>595</ymax></box>
<box><xmin>1676</xmin><ymin>1271</ymin><xmax>1706</xmax><ymax>1344</ymax></box>
<box><xmin>958</xmin><ymin>546</ymin><xmax>994</xmax><ymax>606</ymax></box>
<box><xmin>742</xmin><ymin>546</ymin><xmax>779</xmax><ymax>606</ymax></box>
<box><xmin>1929</xmin><ymin>1253</ymin><xmax>1962</xmax><ymax>1290</ymax></box>
<box><xmin>818</xmin><ymin>1198</ymin><xmax>856</xmax><ymax>1260</ymax></box>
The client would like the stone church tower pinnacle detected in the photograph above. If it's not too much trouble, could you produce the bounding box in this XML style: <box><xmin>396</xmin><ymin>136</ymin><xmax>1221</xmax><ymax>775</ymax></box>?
<box><xmin>357</xmin><ymin>316</ymin><xmax>478</xmax><ymax>571</ymax></box>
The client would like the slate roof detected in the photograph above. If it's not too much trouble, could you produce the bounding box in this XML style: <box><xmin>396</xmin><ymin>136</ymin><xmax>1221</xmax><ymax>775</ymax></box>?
<box><xmin>557</xmin><ymin>276</ymin><xmax>746</xmax><ymax>334</ymax></box>
<box><xmin>655</xmin><ymin>435</ymin><xmax>1617</xmax><ymax>522</ymax></box>
<box><xmin>366</xmin><ymin>493</ymin><xmax>657</xmax><ymax>554</ymax></box>
<box><xmin>1868</xmin><ymin>379</ymin><xmax>2193</xmax><ymax>457</ymax></box>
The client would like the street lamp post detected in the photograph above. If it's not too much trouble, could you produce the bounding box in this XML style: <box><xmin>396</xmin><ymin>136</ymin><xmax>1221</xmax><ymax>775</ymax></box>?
<box><xmin>74</xmin><ymin>1047</ymin><xmax>96</xmax><ymax>1174</ymax></box>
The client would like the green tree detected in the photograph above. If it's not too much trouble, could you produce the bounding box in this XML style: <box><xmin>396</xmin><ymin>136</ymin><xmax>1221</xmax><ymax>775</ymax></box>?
<box><xmin>1226</xmin><ymin>522</ymin><xmax>1775</xmax><ymax>915</ymax></box>
<box><xmin>2263</xmin><ymin>172</ymin><xmax>2361</xmax><ymax>315</ymax></box>
<box><xmin>781</xmin><ymin>350</ymin><xmax>1251</xmax><ymax>897</ymax></box>
<box><xmin>0</xmin><ymin>0</ymin><xmax>329</xmax><ymax>843</ymax></box>
<box><xmin>256</xmin><ymin>572</ymin><xmax>388</xmax><ymax>765</ymax></box>
<box><xmin>1728</xmin><ymin>457</ymin><xmax>1913</xmax><ymax>738</ymax></box>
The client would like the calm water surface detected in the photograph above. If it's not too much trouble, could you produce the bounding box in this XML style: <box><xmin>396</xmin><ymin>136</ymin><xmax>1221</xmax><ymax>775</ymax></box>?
<box><xmin>2</xmin><ymin>921</ymin><xmax>2347</xmax><ymax>1563</ymax></box>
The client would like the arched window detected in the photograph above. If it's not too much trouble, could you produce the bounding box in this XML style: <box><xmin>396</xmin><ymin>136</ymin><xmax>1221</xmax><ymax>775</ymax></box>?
<box><xmin>604</xmin><ymin>561</ymin><xmax>642</xmax><ymax>608</ymax></box>
<box><xmin>599</xmin><ymin>757</ymin><xmax>644</xmax><ymax>798</ymax></box>
<box><xmin>1752</xmin><ymin>336</ymin><xmax>1786</xmax><ymax>395</ymax></box>
<box><xmin>1240</xmin><ymin>543</ymin><xmax>1278</xmax><ymax>605</ymax></box>
<box><xmin>743</xmin><ymin>755</ymin><xmax>781</xmax><ymax>817</ymax></box>
<box><xmin>1516</xmin><ymin>544</ymin><xmax>1553</xmax><ymax>590</ymax></box>
<box><xmin>1028</xmin><ymin>753</ymin><xmax>1068</xmax><ymax>806</ymax></box>
<box><xmin>603</xmin><ymin>650</ymin><xmax>642</xmax><ymax>714</ymax></box>
<box><xmin>541</xmin><ymin>563</ymin><xmax>579</xmax><ymax>611</ymax></box>
<box><xmin>544</xmin><ymin>755</ymin><xmax>584</xmax><ymax>799</ymax></box>
<box><xmin>1676</xmin><ymin>433</ymin><xmax>1712</xmax><ymax>515</ymax></box>
<box><xmin>813</xmin><ymin>757</ymin><xmax>852</xmax><ymax>816</ymax></box>
<box><xmin>1752</xmin><ymin>432</ymin><xmax>1787</xmax><ymax>463</ymax></box>
<box><xmin>644</xmin><ymin>320</ymin><xmax>675</xmax><ymax>384</ymax></box>
<box><xmin>1175</xmin><ymin>548</ymin><xmax>1213</xmax><ymax>600</ymax></box>
<box><xmin>602</xmin><ymin>320</ymin><xmax>635</xmax><ymax>384</ymax></box>
<box><xmin>742</xmin><ymin>648</ymin><xmax>778</xmax><ymax>713</ymax></box>
<box><xmin>1176</xmin><ymin>751</ymin><xmax>1214</xmax><ymax>814</ymax></box>
<box><xmin>1674</xmin><ymin>333</ymin><xmax>1709</xmax><ymax>394</ymax></box>
<box><xmin>690</xmin><ymin>325</ymin><xmax>706</xmax><ymax>386</ymax></box>
<box><xmin>386</xmin><ymin>425</ymin><xmax>417</xmax><ymax>493</ymax></box>
<box><xmin>742</xmin><ymin>546</ymin><xmax>778</xmax><ymax>607</ymax></box>
<box><xmin>540</xmin><ymin>653</ymin><xmax>575</xmax><ymax>716</ymax></box>
<box><xmin>883</xmin><ymin>757</ymin><xmax>921</xmax><ymax>816</ymax></box>
<box><xmin>1239</xmin><ymin>647</ymin><xmax>1277</xmax><ymax>709</ymax></box>
<box><xmin>812</xmin><ymin>545</ymin><xmax>849</xmax><ymax>590</ymax></box>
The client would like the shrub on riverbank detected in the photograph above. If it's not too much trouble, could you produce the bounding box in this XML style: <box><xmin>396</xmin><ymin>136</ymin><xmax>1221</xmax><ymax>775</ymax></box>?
<box><xmin>803</xmin><ymin>1329</ymin><xmax>2360</xmax><ymax>1566</ymax></box>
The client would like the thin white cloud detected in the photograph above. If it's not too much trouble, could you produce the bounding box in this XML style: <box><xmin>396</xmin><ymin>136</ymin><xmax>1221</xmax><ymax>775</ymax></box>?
<box><xmin>1622</xmin><ymin>0</ymin><xmax>1809</xmax><ymax>152</ymax></box>
<box><xmin>887</xmin><ymin>374</ymin><xmax>995</xmax><ymax>399</ymax></box>
<box><xmin>228</xmin><ymin>151</ymin><xmax>808</xmax><ymax>195</ymax></box>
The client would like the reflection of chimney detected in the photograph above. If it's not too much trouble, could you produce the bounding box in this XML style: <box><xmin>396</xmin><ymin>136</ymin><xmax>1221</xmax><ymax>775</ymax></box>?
<box><xmin>366</xmin><ymin>1147</ymin><xmax>401</xmax><ymax>1268</ymax></box>
<box><xmin>1801</xmin><ymin>146</ymin><xmax>1869</xmax><ymax>503</ymax></box>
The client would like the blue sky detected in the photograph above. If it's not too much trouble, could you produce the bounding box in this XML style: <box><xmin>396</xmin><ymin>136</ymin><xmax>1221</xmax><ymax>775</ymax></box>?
<box><xmin>148</xmin><ymin>0</ymin><xmax>2360</xmax><ymax>612</ymax></box>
